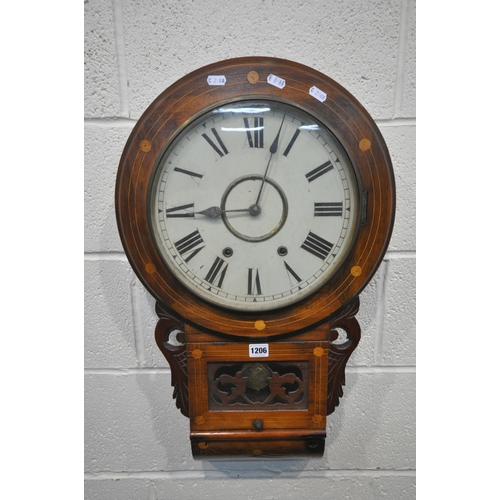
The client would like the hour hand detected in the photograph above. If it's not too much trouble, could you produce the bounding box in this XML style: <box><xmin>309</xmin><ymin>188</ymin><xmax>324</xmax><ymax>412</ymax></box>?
<box><xmin>194</xmin><ymin>206</ymin><xmax>251</xmax><ymax>219</ymax></box>
<box><xmin>195</xmin><ymin>206</ymin><xmax>222</xmax><ymax>218</ymax></box>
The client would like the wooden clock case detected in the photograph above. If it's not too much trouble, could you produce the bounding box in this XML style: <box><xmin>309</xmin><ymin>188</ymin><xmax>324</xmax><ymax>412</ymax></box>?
<box><xmin>115</xmin><ymin>57</ymin><xmax>396</xmax><ymax>458</ymax></box>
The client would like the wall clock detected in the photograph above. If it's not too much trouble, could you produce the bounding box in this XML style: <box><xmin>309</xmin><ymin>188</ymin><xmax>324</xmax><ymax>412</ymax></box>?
<box><xmin>115</xmin><ymin>57</ymin><xmax>395</xmax><ymax>458</ymax></box>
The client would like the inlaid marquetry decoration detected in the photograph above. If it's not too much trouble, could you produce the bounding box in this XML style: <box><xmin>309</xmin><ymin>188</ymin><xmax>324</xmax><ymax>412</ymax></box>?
<box><xmin>116</xmin><ymin>57</ymin><xmax>395</xmax><ymax>458</ymax></box>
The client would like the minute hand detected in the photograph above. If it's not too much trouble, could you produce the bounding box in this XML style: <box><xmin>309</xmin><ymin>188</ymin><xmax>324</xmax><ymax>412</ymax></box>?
<box><xmin>254</xmin><ymin>115</ymin><xmax>286</xmax><ymax>206</ymax></box>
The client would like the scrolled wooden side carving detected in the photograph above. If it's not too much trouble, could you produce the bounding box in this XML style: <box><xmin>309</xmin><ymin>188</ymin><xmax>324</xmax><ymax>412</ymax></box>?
<box><xmin>154</xmin><ymin>302</ymin><xmax>189</xmax><ymax>417</ymax></box>
<box><xmin>326</xmin><ymin>297</ymin><xmax>361</xmax><ymax>415</ymax></box>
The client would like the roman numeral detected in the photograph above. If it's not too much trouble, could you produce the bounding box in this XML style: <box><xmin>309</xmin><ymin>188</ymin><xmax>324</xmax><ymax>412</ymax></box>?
<box><xmin>174</xmin><ymin>229</ymin><xmax>205</xmax><ymax>263</ymax></box>
<box><xmin>202</xmin><ymin>128</ymin><xmax>228</xmax><ymax>157</ymax></box>
<box><xmin>301</xmin><ymin>231</ymin><xmax>334</xmax><ymax>260</ymax></box>
<box><xmin>205</xmin><ymin>256</ymin><xmax>229</xmax><ymax>287</ymax></box>
<box><xmin>243</xmin><ymin>117</ymin><xmax>264</xmax><ymax>148</ymax></box>
<box><xmin>283</xmin><ymin>128</ymin><xmax>301</xmax><ymax>157</ymax></box>
<box><xmin>247</xmin><ymin>268</ymin><xmax>262</xmax><ymax>295</ymax></box>
<box><xmin>314</xmin><ymin>202</ymin><xmax>343</xmax><ymax>217</ymax></box>
<box><xmin>305</xmin><ymin>160</ymin><xmax>334</xmax><ymax>182</ymax></box>
<box><xmin>284</xmin><ymin>261</ymin><xmax>302</xmax><ymax>283</ymax></box>
<box><xmin>173</xmin><ymin>167</ymin><xmax>203</xmax><ymax>179</ymax></box>
<box><xmin>165</xmin><ymin>203</ymin><xmax>194</xmax><ymax>218</ymax></box>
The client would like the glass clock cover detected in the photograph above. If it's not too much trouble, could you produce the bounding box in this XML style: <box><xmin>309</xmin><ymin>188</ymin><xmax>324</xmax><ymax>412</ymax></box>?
<box><xmin>150</xmin><ymin>100</ymin><xmax>360</xmax><ymax>311</ymax></box>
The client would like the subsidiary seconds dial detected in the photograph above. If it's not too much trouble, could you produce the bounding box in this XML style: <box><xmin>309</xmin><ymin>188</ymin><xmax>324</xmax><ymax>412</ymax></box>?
<box><xmin>150</xmin><ymin>100</ymin><xmax>360</xmax><ymax>312</ymax></box>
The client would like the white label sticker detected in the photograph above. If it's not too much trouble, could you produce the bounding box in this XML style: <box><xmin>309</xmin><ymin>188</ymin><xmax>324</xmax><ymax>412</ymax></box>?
<box><xmin>309</xmin><ymin>85</ymin><xmax>327</xmax><ymax>102</ymax></box>
<box><xmin>207</xmin><ymin>75</ymin><xmax>226</xmax><ymax>86</ymax></box>
<box><xmin>267</xmin><ymin>74</ymin><xmax>286</xmax><ymax>89</ymax></box>
<box><xmin>249</xmin><ymin>344</ymin><xmax>269</xmax><ymax>358</ymax></box>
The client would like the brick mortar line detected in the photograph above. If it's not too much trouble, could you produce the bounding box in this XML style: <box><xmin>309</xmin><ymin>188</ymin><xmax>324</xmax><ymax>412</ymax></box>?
<box><xmin>84</xmin><ymin>366</ymin><xmax>415</xmax><ymax>375</ymax></box>
<box><xmin>84</xmin><ymin>469</ymin><xmax>416</xmax><ymax>480</ymax></box>
<box><xmin>84</xmin><ymin>250</ymin><xmax>416</xmax><ymax>261</ymax></box>
<box><xmin>130</xmin><ymin>278</ymin><xmax>147</xmax><ymax>367</ymax></box>
<box><xmin>112</xmin><ymin>0</ymin><xmax>129</xmax><ymax>118</ymax></box>
<box><xmin>393</xmin><ymin>0</ymin><xmax>411</xmax><ymax>118</ymax></box>
<box><xmin>84</xmin><ymin>252</ymin><xmax>129</xmax><ymax>261</ymax></box>
<box><xmin>377</xmin><ymin>117</ymin><xmax>415</xmax><ymax>126</ymax></box>
<box><xmin>385</xmin><ymin>250</ymin><xmax>416</xmax><ymax>259</ymax></box>
<box><xmin>83</xmin><ymin>117</ymin><xmax>416</xmax><ymax>127</ymax></box>
<box><xmin>84</xmin><ymin>117</ymin><xmax>136</xmax><ymax>127</ymax></box>
<box><xmin>374</xmin><ymin>260</ymin><xmax>389</xmax><ymax>364</ymax></box>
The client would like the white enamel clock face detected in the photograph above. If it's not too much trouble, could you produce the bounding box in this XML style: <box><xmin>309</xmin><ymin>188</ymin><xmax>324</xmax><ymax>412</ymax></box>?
<box><xmin>150</xmin><ymin>100</ymin><xmax>359</xmax><ymax>311</ymax></box>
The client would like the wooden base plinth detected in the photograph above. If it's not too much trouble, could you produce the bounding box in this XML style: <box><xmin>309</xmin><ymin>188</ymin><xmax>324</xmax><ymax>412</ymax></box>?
<box><xmin>191</xmin><ymin>429</ymin><xmax>325</xmax><ymax>458</ymax></box>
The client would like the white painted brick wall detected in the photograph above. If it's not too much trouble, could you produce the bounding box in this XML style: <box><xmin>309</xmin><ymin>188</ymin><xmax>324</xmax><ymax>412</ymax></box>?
<box><xmin>84</xmin><ymin>0</ymin><xmax>416</xmax><ymax>498</ymax></box>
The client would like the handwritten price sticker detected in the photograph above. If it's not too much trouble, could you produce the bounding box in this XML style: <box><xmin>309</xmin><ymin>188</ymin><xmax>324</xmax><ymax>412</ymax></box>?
<box><xmin>309</xmin><ymin>85</ymin><xmax>327</xmax><ymax>102</ymax></box>
<box><xmin>207</xmin><ymin>75</ymin><xmax>226</xmax><ymax>86</ymax></box>
<box><xmin>267</xmin><ymin>74</ymin><xmax>286</xmax><ymax>89</ymax></box>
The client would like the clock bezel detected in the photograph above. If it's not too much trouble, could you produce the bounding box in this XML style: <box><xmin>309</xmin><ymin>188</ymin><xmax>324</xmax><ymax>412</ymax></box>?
<box><xmin>115</xmin><ymin>56</ymin><xmax>396</xmax><ymax>338</ymax></box>
<box><xmin>147</xmin><ymin>97</ymin><xmax>362</xmax><ymax>313</ymax></box>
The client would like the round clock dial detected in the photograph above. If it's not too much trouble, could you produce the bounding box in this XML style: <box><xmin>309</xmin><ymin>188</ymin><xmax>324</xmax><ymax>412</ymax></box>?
<box><xmin>149</xmin><ymin>100</ymin><xmax>360</xmax><ymax>311</ymax></box>
<box><xmin>116</xmin><ymin>57</ymin><xmax>396</xmax><ymax>336</ymax></box>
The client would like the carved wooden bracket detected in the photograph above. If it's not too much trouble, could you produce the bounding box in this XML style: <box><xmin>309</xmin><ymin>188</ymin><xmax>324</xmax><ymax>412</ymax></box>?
<box><xmin>154</xmin><ymin>302</ymin><xmax>189</xmax><ymax>417</ymax></box>
<box><xmin>326</xmin><ymin>296</ymin><xmax>361</xmax><ymax>414</ymax></box>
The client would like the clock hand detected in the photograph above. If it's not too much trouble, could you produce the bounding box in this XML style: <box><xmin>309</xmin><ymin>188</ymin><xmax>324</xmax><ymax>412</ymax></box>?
<box><xmin>194</xmin><ymin>206</ymin><xmax>252</xmax><ymax>219</ymax></box>
<box><xmin>254</xmin><ymin>114</ymin><xmax>286</xmax><ymax>207</ymax></box>
<box><xmin>269</xmin><ymin>114</ymin><xmax>285</xmax><ymax>155</ymax></box>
